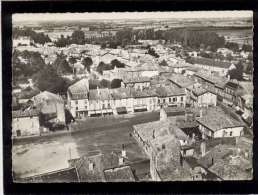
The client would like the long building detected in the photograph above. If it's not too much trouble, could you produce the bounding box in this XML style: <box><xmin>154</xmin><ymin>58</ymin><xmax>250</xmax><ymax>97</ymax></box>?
<box><xmin>67</xmin><ymin>78</ymin><xmax>187</xmax><ymax>118</ymax></box>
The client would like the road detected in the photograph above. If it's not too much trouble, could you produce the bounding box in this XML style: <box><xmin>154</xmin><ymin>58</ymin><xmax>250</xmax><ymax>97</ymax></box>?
<box><xmin>13</xmin><ymin>110</ymin><xmax>185</xmax><ymax>178</ymax></box>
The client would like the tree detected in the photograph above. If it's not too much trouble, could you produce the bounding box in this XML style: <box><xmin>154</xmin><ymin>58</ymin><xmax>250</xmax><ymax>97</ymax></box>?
<box><xmin>55</xmin><ymin>34</ymin><xmax>69</xmax><ymax>47</ymax></box>
<box><xmin>96</xmin><ymin>61</ymin><xmax>112</xmax><ymax>75</ymax></box>
<box><xmin>99</xmin><ymin>79</ymin><xmax>111</xmax><ymax>88</ymax></box>
<box><xmin>225</xmin><ymin>42</ymin><xmax>239</xmax><ymax>52</ymax></box>
<box><xmin>111</xmin><ymin>59</ymin><xmax>125</xmax><ymax>69</ymax></box>
<box><xmin>52</xmin><ymin>54</ymin><xmax>73</xmax><ymax>75</ymax></box>
<box><xmin>226</xmin><ymin>53</ymin><xmax>233</xmax><ymax>61</ymax></box>
<box><xmin>159</xmin><ymin>60</ymin><xmax>168</xmax><ymax>66</ymax></box>
<box><xmin>12</xmin><ymin>50</ymin><xmax>46</xmax><ymax>81</ymax></box>
<box><xmin>111</xmin><ymin>79</ymin><xmax>122</xmax><ymax>88</ymax></box>
<box><xmin>228</xmin><ymin>61</ymin><xmax>244</xmax><ymax>81</ymax></box>
<box><xmin>242</xmin><ymin>44</ymin><xmax>252</xmax><ymax>52</ymax></box>
<box><xmin>71</xmin><ymin>29</ymin><xmax>85</xmax><ymax>45</ymax></box>
<box><xmin>33</xmin><ymin>66</ymin><xmax>69</xmax><ymax>94</ymax></box>
<box><xmin>12</xmin><ymin>27</ymin><xmax>51</xmax><ymax>45</ymax></box>
<box><xmin>147</xmin><ymin>47</ymin><xmax>159</xmax><ymax>58</ymax></box>
<box><xmin>68</xmin><ymin>56</ymin><xmax>77</xmax><ymax>75</ymax></box>
<box><xmin>82</xmin><ymin>57</ymin><xmax>93</xmax><ymax>72</ymax></box>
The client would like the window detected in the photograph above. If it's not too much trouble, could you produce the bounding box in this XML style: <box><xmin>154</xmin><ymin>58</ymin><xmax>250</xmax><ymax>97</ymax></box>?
<box><xmin>16</xmin><ymin>130</ymin><xmax>21</xmax><ymax>137</ymax></box>
<box><xmin>75</xmin><ymin>100</ymin><xmax>78</xmax><ymax>104</ymax></box>
<box><xmin>158</xmin><ymin>99</ymin><xmax>160</xmax><ymax>104</ymax></box>
<box><xmin>85</xmin><ymin>100</ymin><xmax>87</xmax><ymax>104</ymax></box>
<box><xmin>169</xmin><ymin>98</ymin><xmax>171</xmax><ymax>102</ymax></box>
<box><xmin>181</xmin><ymin>97</ymin><xmax>184</xmax><ymax>101</ymax></box>
<box><xmin>229</xmin><ymin>131</ymin><xmax>233</xmax><ymax>136</ymax></box>
<box><xmin>85</xmin><ymin>105</ymin><xmax>87</xmax><ymax>109</ymax></box>
<box><xmin>163</xmin><ymin>99</ymin><xmax>166</xmax><ymax>103</ymax></box>
<box><xmin>76</xmin><ymin>107</ymin><xmax>78</xmax><ymax>110</ymax></box>
<box><xmin>102</xmin><ymin>104</ymin><xmax>105</xmax><ymax>109</ymax></box>
<box><xmin>173</xmin><ymin>97</ymin><xmax>176</xmax><ymax>102</ymax></box>
<box><xmin>108</xmin><ymin>103</ymin><xmax>111</xmax><ymax>108</ymax></box>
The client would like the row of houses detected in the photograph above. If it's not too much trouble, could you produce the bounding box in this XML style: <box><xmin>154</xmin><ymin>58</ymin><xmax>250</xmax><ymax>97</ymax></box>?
<box><xmin>67</xmin><ymin>78</ymin><xmax>187</xmax><ymax>118</ymax></box>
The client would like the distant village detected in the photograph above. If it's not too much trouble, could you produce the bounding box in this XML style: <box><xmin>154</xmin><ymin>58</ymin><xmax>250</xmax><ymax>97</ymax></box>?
<box><xmin>12</xmin><ymin>22</ymin><xmax>253</xmax><ymax>182</ymax></box>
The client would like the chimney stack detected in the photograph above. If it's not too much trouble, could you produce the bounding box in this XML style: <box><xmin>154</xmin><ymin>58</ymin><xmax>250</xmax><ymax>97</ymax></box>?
<box><xmin>119</xmin><ymin>157</ymin><xmax>124</xmax><ymax>166</ymax></box>
<box><xmin>200</xmin><ymin>141</ymin><xmax>206</xmax><ymax>157</ymax></box>
<box><xmin>89</xmin><ymin>161</ymin><xmax>94</xmax><ymax>171</ymax></box>
<box><xmin>227</xmin><ymin>74</ymin><xmax>230</xmax><ymax>81</ymax></box>
<box><xmin>199</xmin><ymin>109</ymin><xmax>203</xmax><ymax>118</ymax></box>
<box><xmin>122</xmin><ymin>144</ymin><xmax>126</xmax><ymax>158</ymax></box>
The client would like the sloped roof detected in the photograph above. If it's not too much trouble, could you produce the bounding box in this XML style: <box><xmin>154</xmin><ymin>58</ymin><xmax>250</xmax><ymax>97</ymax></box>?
<box><xmin>68</xmin><ymin>78</ymin><xmax>89</xmax><ymax>94</ymax></box>
<box><xmin>157</xmin><ymin>160</ymin><xmax>192</xmax><ymax>181</ymax></box>
<box><xmin>155</xmin><ymin>85</ymin><xmax>185</xmax><ymax>97</ymax></box>
<box><xmin>104</xmin><ymin>166</ymin><xmax>135</xmax><ymax>182</ymax></box>
<box><xmin>33</xmin><ymin>91</ymin><xmax>63</xmax><ymax>104</ymax></box>
<box><xmin>110</xmin><ymin>88</ymin><xmax>133</xmax><ymax>99</ymax></box>
<box><xmin>12</xmin><ymin>108</ymin><xmax>40</xmax><ymax>118</ymax></box>
<box><xmin>189</xmin><ymin>57</ymin><xmax>232</xmax><ymax>69</ymax></box>
<box><xmin>196</xmin><ymin>107</ymin><xmax>245</xmax><ymax>132</ymax></box>
<box><xmin>72</xmin><ymin>153</ymin><xmax>135</xmax><ymax>182</ymax></box>
<box><xmin>89</xmin><ymin>88</ymin><xmax>112</xmax><ymax>101</ymax></box>
<box><xmin>122</xmin><ymin>75</ymin><xmax>151</xmax><ymax>84</ymax></box>
<box><xmin>133</xmin><ymin>116</ymin><xmax>188</xmax><ymax>153</ymax></box>
<box><xmin>166</xmin><ymin>73</ymin><xmax>196</xmax><ymax>88</ymax></box>
<box><xmin>21</xmin><ymin>167</ymin><xmax>79</xmax><ymax>183</ymax></box>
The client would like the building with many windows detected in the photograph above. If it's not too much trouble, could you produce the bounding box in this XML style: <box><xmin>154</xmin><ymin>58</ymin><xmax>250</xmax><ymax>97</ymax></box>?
<box><xmin>67</xmin><ymin>78</ymin><xmax>89</xmax><ymax>118</ymax></box>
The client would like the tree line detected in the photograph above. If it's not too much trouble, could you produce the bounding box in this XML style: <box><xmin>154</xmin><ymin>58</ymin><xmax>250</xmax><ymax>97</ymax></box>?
<box><xmin>13</xmin><ymin>27</ymin><xmax>51</xmax><ymax>45</ymax></box>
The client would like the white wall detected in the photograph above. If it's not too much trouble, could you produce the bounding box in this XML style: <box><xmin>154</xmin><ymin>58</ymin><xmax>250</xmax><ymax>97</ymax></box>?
<box><xmin>12</xmin><ymin>116</ymin><xmax>40</xmax><ymax>137</ymax></box>
<box><xmin>141</xmin><ymin>71</ymin><xmax>159</xmax><ymax>78</ymax></box>
<box><xmin>197</xmin><ymin>92</ymin><xmax>217</xmax><ymax>107</ymax></box>
<box><xmin>70</xmin><ymin>98</ymin><xmax>89</xmax><ymax>117</ymax></box>
<box><xmin>214</xmin><ymin>126</ymin><xmax>244</xmax><ymax>138</ymax></box>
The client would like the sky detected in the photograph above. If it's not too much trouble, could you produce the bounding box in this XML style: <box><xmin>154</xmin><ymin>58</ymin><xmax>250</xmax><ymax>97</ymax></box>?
<box><xmin>13</xmin><ymin>11</ymin><xmax>252</xmax><ymax>22</ymax></box>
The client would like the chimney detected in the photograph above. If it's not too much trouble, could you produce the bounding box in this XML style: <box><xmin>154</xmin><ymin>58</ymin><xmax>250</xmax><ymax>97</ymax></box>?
<box><xmin>121</xmin><ymin>144</ymin><xmax>126</xmax><ymax>157</ymax></box>
<box><xmin>227</xmin><ymin>74</ymin><xmax>230</xmax><ymax>81</ymax></box>
<box><xmin>152</xmin><ymin>130</ymin><xmax>155</xmax><ymax>139</ymax></box>
<box><xmin>119</xmin><ymin>157</ymin><xmax>124</xmax><ymax>166</ymax></box>
<box><xmin>199</xmin><ymin>109</ymin><xmax>203</xmax><ymax>118</ymax></box>
<box><xmin>89</xmin><ymin>161</ymin><xmax>94</xmax><ymax>171</ymax></box>
<box><xmin>200</xmin><ymin>141</ymin><xmax>206</xmax><ymax>157</ymax></box>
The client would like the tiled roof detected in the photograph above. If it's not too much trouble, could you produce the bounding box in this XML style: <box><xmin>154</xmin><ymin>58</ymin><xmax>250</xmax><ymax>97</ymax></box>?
<box><xmin>155</xmin><ymin>85</ymin><xmax>185</xmax><ymax>97</ymax></box>
<box><xmin>166</xmin><ymin>73</ymin><xmax>196</xmax><ymax>88</ymax></box>
<box><xmin>104</xmin><ymin>166</ymin><xmax>136</xmax><ymax>182</ymax></box>
<box><xmin>194</xmin><ymin>71</ymin><xmax>228</xmax><ymax>88</ymax></box>
<box><xmin>157</xmin><ymin>160</ymin><xmax>192</xmax><ymax>181</ymax></box>
<box><xmin>68</xmin><ymin>78</ymin><xmax>89</xmax><ymax>95</ymax></box>
<box><xmin>21</xmin><ymin>167</ymin><xmax>79</xmax><ymax>183</ymax></box>
<box><xmin>18</xmin><ymin>88</ymin><xmax>40</xmax><ymax>99</ymax></box>
<box><xmin>12</xmin><ymin>109</ymin><xmax>40</xmax><ymax>118</ymax></box>
<box><xmin>72</xmin><ymin>153</ymin><xmax>135</xmax><ymax>182</ymax></box>
<box><xmin>89</xmin><ymin>88</ymin><xmax>112</xmax><ymax>101</ymax></box>
<box><xmin>110</xmin><ymin>88</ymin><xmax>133</xmax><ymax>99</ymax></box>
<box><xmin>33</xmin><ymin>91</ymin><xmax>63</xmax><ymax>104</ymax></box>
<box><xmin>196</xmin><ymin>107</ymin><xmax>245</xmax><ymax>132</ymax></box>
<box><xmin>188</xmin><ymin>86</ymin><xmax>210</xmax><ymax>96</ymax></box>
<box><xmin>189</xmin><ymin>57</ymin><xmax>232</xmax><ymax>69</ymax></box>
<box><xmin>133</xmin><ymin>116</ymin><xmax>188</xmax><ymax>153</ymax></box>
<box><xmin>122</xmin><ymin>75</ymin><xmax>151</xmax><ymax>83</ymax></box>
<box><xmin>131</xmin><ymin>87</ymin><xmax>157</xmax><ymax>98</ymax></box>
